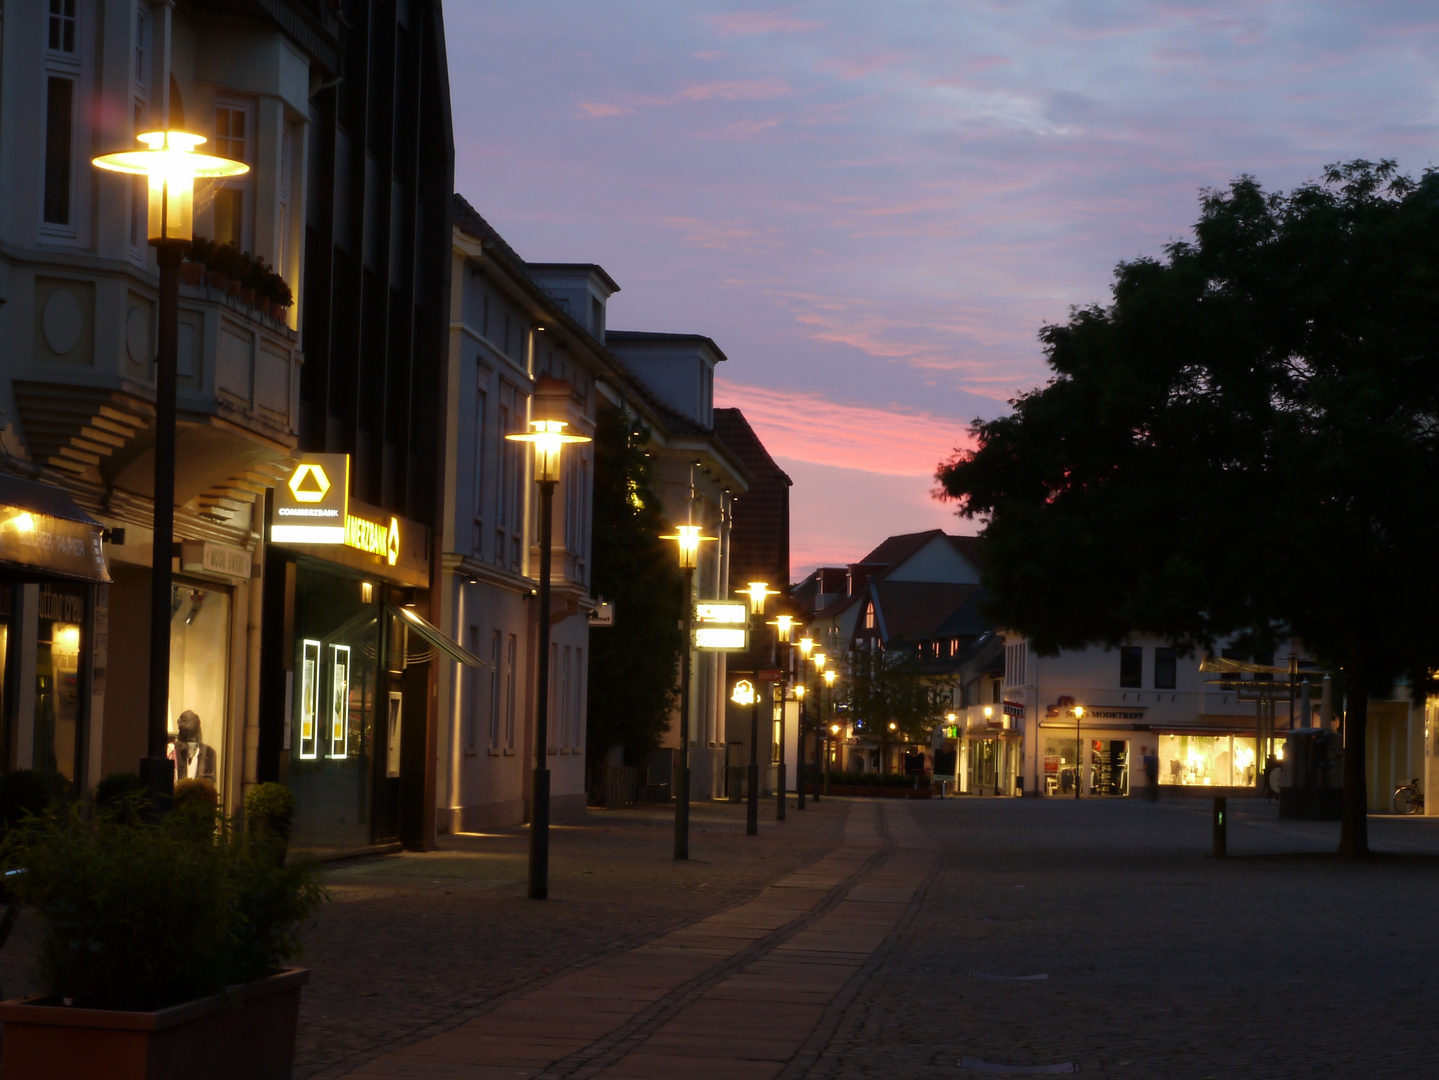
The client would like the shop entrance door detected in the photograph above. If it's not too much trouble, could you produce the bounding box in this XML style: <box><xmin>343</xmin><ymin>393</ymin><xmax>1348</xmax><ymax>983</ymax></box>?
<box><xmin>1089</xmin><ymin>739</ymin><xmax>1130</xmax><ymax>796</ymax></box>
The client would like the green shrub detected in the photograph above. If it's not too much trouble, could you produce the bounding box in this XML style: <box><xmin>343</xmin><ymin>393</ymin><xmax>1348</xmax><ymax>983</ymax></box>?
<box><xmin>172</xmin><ymin>778</ymin><xmax>218</xmax><ymax>812</ymax></box>
<box><xmin>243</xmin><ymin>782</ymin><xmax>295</xmax><ymax>827</ymax></box>
<box><xmin>0</xmin><ymin>770</ymin><xmax>50</xmax><ymax>833</ymax></box>
<box><xmin>2</xmin><ymin>803</ymin><xmax>324</xmax><ymax>1010</ymax></box>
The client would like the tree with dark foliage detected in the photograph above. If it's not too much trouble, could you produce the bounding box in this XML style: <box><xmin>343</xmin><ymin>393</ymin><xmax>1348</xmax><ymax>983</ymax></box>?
<box><xmin>938</xmin><ymin>162</ymin><xmax>1439</xmax><ymax>856</ymax></box>
<box><xmin>586</xmin><ymin>409</ymin><xmax>684</xmax><ymax>792</ymax></box>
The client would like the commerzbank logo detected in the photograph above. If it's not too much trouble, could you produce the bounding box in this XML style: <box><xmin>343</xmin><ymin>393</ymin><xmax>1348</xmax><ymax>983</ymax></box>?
<box><xmin>288</xmin><ymin>463</ymin><xmax>332</xmax><ymax>504</ymax></box>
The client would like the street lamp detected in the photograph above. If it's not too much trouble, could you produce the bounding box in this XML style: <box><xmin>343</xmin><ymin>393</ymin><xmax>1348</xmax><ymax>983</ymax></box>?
<box><xmin>769</xmin><ymin>615</ymin><xmax>794</xmax><ymax>822</ymax></box>
<box><xmin>823</xmin><ymin>668</ymin><xmax>838</xmax><ymax>796</ymax></box>
<box><xmin>797</xmin><ymin>637</ymin><xmax>814</xmax><ymax>809</ymax></box>
<box><xmin>812</xmin><ymin>652</ymin><xmax>827</xmax><ymax>802</ymax></box>
<box><xmin>92</xmin><ymin>131</ymin><xmax>247</xmax><ymax>805</ymax></box>
<box><xmin>659</xmin><ymin>523</ymin><xmax>716</xmax><ymax>860</ymax></box>
<box><xmin>506</xmin><ymin>416</ymin><xmax>591</xmax><ymax>899</ymax></box>
<box><xmin>738</xmin><ymin>581</ymin><xmax>775</xmax><ymax>837</ymax></box>
<box><xmin>1073</xmin><ymin>705</ymin><xmax>1085</xmax><ymax>800</ymax></box>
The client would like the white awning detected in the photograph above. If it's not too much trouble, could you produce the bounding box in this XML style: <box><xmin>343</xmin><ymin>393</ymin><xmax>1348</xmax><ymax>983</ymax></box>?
<box><xmin>387</xmin><ymin>604</ymin><xmax>483</xmax><ymax>666</ymax></box>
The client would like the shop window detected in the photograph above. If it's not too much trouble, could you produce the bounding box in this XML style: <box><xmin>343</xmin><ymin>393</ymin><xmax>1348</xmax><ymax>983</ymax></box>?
<box><xmin>1119</xmin><ymin>645</ymin><xmax>1142</xmax><ymax>688</ymax></box>
<box><xmin>1043</xmin><ymin>735</ymin><xmax>1081</xmax><ymax>796</ymax></box>
<box><xmin>1158</xmin><ymin>734</ymin><xmax>1257</xmax><ymax>787</ymax></box>
<box><xmin>35</xmin><ymin>584</ymin><xmax>84</xmax><ymax>797</ymax></box>
<box><xmin>167</xmin><ymin>584</ymin><xmax>230</xmax><ymax>790</ymax></box>
<box><xmin>1089</xmin><ymin>739</ymin><xmax>1129</xmax><ymax>796</ymax></box>
<box><xmin>288</xmin><ymin>564</ymin><xmax>380</xmax><ymax>851</ymax></box>
<box><xmin>1154</xmin><ymin>647</ymin><xmax>1177</xmax><ymax>690</ymax></box>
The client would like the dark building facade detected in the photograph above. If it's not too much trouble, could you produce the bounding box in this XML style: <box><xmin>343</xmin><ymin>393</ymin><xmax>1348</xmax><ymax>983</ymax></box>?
<box><xmin>258</xmin><ymin>0</ymin><xmax>455</xmax><ymax>853</ymax></box>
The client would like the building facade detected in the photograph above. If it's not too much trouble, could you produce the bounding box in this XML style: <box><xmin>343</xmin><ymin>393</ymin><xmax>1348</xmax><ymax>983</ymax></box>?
<box><xmin>439</xmin><ymin>197</ymin><xmax>607</xmax><ymax>831</ymax></box>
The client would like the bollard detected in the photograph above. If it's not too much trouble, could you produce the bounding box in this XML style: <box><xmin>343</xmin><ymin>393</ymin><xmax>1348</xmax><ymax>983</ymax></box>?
<box><xmin>1212</xmin><ymin>796</ymin><xmax>1227</xmax><ymax>858</ymax></box>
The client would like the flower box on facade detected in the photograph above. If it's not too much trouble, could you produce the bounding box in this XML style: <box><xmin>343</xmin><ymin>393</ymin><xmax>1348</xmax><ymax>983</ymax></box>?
<box><xmin>817</xmin><ymin>784</ymin><xmax>934</xmax><ymax>799</ymax></box>
<box><xmin>0</xmin><ymin>967</ymin><xmax>308</xmax><ymax>1080</ymax></box>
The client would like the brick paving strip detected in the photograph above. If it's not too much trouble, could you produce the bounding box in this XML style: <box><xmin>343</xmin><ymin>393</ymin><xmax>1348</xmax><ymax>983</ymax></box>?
<box><xmin>342</xmin><ymin>800</ymin><xmax>937</xmax><ymax>1080</ymax></box>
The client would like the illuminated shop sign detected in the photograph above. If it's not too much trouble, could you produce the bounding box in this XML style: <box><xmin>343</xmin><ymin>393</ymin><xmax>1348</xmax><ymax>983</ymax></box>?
<box><xmin>271</xmin><ymin>455</ymin><xmax>400</xmax><ymax>567</ymax></box>
<box><xmin>696</xmin><ymin>602</ymin><xmax>747</xmax><ymax>624</ymax></box>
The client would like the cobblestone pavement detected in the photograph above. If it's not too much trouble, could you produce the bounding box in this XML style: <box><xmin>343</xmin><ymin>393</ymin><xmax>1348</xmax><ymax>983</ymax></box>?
<box><xmin>300</xmin><ymin>798</ymin><xmax>847</xmax><ymax>1078</ymax></box>
<box><xmin>810</xmin><ymin>797</ymin><xmax>1439</xmax><ymax>1080</ymax></box>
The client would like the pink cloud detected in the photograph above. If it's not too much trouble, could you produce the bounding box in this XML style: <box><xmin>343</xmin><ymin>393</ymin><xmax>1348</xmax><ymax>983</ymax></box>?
<box><xmin>714</xmin><ymin>378</ymin><xmax>973</xmax><ymax>477</ymax></box>
<box><xmin>704</xmin><ymin>11</ymin><xmax>823</xmax><ymax>35</ymax></box>
<box><xmin>676</xmin><ymin>78</ymin><xmax>793</xmax><ymax>102</ymax></box>
<box><xmin>576</xmin><ymin>102</ymin><xmax>633</xmax><ymax>118</ymax></box>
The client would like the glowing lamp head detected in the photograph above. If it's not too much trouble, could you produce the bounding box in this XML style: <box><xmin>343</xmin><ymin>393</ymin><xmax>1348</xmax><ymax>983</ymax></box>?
<box><xmin>731</xmin><ymin>679</ymin><xmax>756</xmax><ymax>706</ymax></box>
<box><xmin>505</xmin><ymin>419</ymin><xmax>590</xmax><ymax>483</ymax></box>
<box><xmin>830</xmin><ymin>723</ymin><xmax>840</xmax><ymax>735</ymax></box>
<box><xmin>823</xmin><ymin>669</ymin><xmax>837</xmax><ymax>686</ymax></box>
<box><xmin>947</xmin><ymin>713</ymin><xmax>957</xmax><ymax>723</ymax></box>
<box><xmin>740</xmin><ymin>581</ymin><xmax>777</xmax><ymax>615</ymax></box>
<box><xmin>661</xmin><ymin>523</ymin><xmax>716</xmax><ymax>569</ymax></box>
<box><xmin>798</xmin><ymin>637</ymin><xmax>815</xmax><ymax>658</ymax></box>
<box><xmin>793</xmin><ymin>684</ymin><xmax>806</xmax><ymax>700</ymax></box>
<box><xmin>983</xmin><ymin>705</ymin><xmax>993</xmax><ymax>720</ymax></box>
<box><xmin>888</xmin><ymin>721</ymin><xmax>897</xmax><ymax>731</ymax></box>
<box><xmin>772</xmin><ymin>614</ymin><xmax>794</xmax><ymax>641</ymax></box>
<box><xmin>1074</xmin><ymin>705</ymin><xmax>1085</xmax><ymax>720</ymax></box>
<box><xmin>813</xmin><ymin>652</ymin><xmax>827</xmax><ymax>672</ymax></box>
<box><xmin>92</xmin><ymin>130</ymin><xmax>248</xmax><ymax>244</ymax></box>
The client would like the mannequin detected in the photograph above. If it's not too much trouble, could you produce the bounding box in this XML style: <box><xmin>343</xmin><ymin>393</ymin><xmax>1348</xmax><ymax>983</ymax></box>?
<box><xmin>170</xmin><ymin>710</ymin><xmax>217</xmax><ymax>782</ymax></box>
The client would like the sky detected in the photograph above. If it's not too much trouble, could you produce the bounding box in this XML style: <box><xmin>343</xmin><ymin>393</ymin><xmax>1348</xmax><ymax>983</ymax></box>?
<box><xmin>445</xmin><ymin>2</ymin><xmax>1439</xmax><ymax>579</ymax></box>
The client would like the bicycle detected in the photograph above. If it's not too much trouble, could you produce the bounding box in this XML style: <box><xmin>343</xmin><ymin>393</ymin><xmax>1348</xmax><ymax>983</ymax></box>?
<box><xmin>1393</xmin><ymin>778</ymin><xmax>1424</xmax><ymax>815</ymax></box>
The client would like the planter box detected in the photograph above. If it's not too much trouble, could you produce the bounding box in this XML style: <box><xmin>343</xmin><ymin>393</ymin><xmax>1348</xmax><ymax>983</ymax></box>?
<box><xmin>0</xmin><ymin>967</ymin><xmax>308</xmax><ymax>1080</ymax></box>
<box><xmin>819</xmin><ymin>784</ymin><xmax>933</xmax><ymax>799</ymax></box>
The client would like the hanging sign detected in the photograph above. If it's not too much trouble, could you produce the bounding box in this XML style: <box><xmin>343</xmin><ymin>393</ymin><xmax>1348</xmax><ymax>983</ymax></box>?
<box><xmin>696</xmin><ymin>627</ymin><xmax>747</xmax><ymax>651</ymax></box>
<box><xmin>696</xmin><ymin>602</ymin><xmax>747</xmax><ymax>624</ymax></box>
<box><xmin>271</xmin><ymin>454</ymin><xmax>349</xmax><ymax>544</ymax></box>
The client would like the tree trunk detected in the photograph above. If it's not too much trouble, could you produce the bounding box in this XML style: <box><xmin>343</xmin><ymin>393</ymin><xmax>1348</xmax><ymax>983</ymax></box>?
<box><xmin>1337</xmin><ymin>650</ymin><xmax>1368</xmax><ymax>859</ymax></box>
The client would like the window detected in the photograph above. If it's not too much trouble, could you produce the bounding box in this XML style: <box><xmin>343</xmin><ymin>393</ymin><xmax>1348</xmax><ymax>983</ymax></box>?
<box><xmin>1119</xmin><ymin>646</ymin><xmax>1142</xmax><ymax>689</ymax></box>
<box><xmin>212</xmin><ymin>104</ymin><xmax>250</xmax><ymax>248</ymax></box>
<box><xmin>572</xmin><ymin>647</ymin><xmax>583</xmax><ymax>749</ymax></box>
<box><xmin>473</xmin><ymin>383</ymin><xmax>487</xmax><ymax>554</ymax></box>
<box><xmin>277</xmin><ymin>121</ymin><xmax>294</xmax><ymax>280</ymax></box>
<box><xmin>1004</xmin><ymin>642</ymin><xmax>1026</xmax><ymax>687</ymax></box>
<box><xmin>864</xmin><ymin>603</ymin><xmax>875</xmax><ymax>630</ymax></box>
<box><xmin>464</xmin><ymin>626</ymin><xmax>480</xmax><ymax>752</ymax></box>
<box><xmin>43</xmin><ymin>77</ymin><xmax>75</xmax><ymax>226</ymax></box>
<box><xmin>504</xmin><ymin>634</ymin><xmax>517</xmax><ymax>747</ymax></box>
<box><xmin>130</xmin><ymin>102</ymin><xmax>147</xmax><ymax>247</ymax></box>
<box><xmin>1154</xmin><ymin>647</ymin><xmax>1177</xmax><ymax>690</ymax></box>
<box><xmin>48</xmin><ymin>0</ymin><xmax>77</xmax><ymax>54</ymax></box>
<box><xmin>134</xmin><ymin>6</ymin><xmax>148</xmax><ymax>86</ymax></box>
<box><xmin>487</xmin><ymin>630</ymin><xmax>501</xmax><ymax>749</ymax></box>
<box><xmin>992</xmin><ymin>679</ymin><xmax>1001</xmax><ymax>704</ymax></box>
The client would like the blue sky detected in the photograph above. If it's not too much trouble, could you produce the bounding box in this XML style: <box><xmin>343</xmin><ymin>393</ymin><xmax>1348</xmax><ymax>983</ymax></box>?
<box><xmin>446</xmin><ymin>1</ymin><xmax>1439</xmax><ymax>574</ymax></box>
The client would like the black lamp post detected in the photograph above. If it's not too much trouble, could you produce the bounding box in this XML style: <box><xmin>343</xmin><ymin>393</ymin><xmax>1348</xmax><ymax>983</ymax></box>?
<box><xmin>507</xmin><ymin>415</ymin><xmax>590</xmax><ymax>899</ymax></box>
<box><xmin>738</xmin><ymin>583</ymin><xmax>776</xmax><ymax>837</ymax></box>
<box><xmin>770</xmin><ymin>615</ymin><xmax>793</xmax><ymax>821</ymax></box>
<box><xmin>795</xmin><ymin>637</ymin><xmax>813</xmax><ymax>809</ymax></box>
<box><xmin>93</xmin><ymin>131</ymin><xmax>247</xmax><ymax>805</ymax></box>
<box><xmin>662</xmin><ymin>526</ymin><xmax>713</xmax><ymax>860</ymax></box>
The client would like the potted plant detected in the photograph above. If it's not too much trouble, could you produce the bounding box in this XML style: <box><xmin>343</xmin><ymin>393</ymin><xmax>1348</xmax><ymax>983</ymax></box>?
<box><xmin>243</xmin><ymin>782</ymin><xmax>295</xmax><ymax>859</ymax></box>
<box><xmin>0</xmin><ymin>789</ymin><xmax>323</xmax><ymax>1080</ymax></box>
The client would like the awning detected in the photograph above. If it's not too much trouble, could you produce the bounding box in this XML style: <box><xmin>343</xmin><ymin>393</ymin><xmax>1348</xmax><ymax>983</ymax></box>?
<box><xmin>0</xmin><ymin>475</ymin><xmax>109</xmax><ymax>583</ymax></box>
<box><xmin>387</xmin><ymin>604</ymin><xmax>483</xmax><ymax>666</ymax></box>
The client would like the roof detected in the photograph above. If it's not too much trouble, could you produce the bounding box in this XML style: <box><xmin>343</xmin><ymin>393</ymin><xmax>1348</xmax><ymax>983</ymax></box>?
<box><xmin>605</xmin><ymin>330</ymin><xmax>729</xmax><ymax>364</ymax></box>
<box><xmin>713</xmin><ymin>409</ymin><xmax>790</xmax><ymax>623</ymax></box>
<box><xmin>870</xmin><ymin>581</ymin><xmax>983</xmax><ymax>643</ymax></box>
<box><xmin>858</xmin><ymin>530</ymin><xmax>945</xmax><ymax>567</ymax></box>
<box><xmin>526</xmin><ymin>262</ymin><xmax>621</xmax><ymax>295</ymax></box>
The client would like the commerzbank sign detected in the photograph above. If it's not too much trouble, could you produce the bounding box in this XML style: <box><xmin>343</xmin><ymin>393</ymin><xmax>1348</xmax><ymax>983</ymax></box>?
<box><xmin>271</xmin><ymin>454</ymin><xmax>400</xmax><ymax>567</ymax></box>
